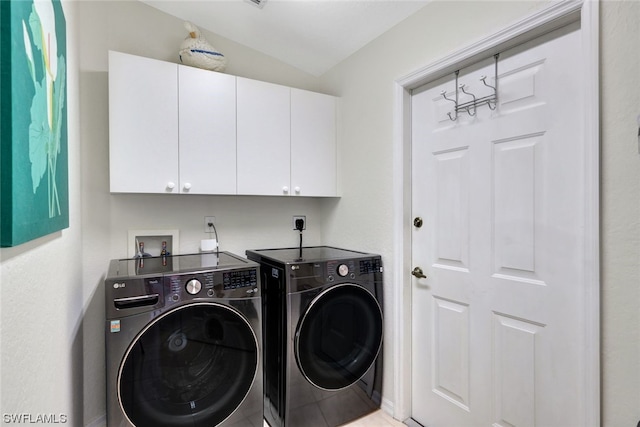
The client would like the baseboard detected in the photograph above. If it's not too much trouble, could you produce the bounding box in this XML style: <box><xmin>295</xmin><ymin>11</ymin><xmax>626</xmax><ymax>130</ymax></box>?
<box><xmin>404</xmin><ymin>419</ymin><xmax>424</xmax><ymax>427</ymax></box>
<box><xmin>380</xmin><ymin>397</ymin><xmax>394</xmax><ymax>417</ymax></box>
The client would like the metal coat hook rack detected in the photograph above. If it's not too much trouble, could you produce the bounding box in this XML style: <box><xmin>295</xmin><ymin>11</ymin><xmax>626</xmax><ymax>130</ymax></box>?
<box><xmin>442</xmin><ymin>54</ymin><xmax>499</xmax><ymax>121</ymax></box>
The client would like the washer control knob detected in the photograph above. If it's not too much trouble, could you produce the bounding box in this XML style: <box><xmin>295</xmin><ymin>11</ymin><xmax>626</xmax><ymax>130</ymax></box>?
<box><xmin>338</xmin><ymin>264</ymin><xmax>349</xmax><ymax>277</ymax></box>
<box><xmin>185</xmin><ymin>278</ymin><xmax>202</xmax><ymax>295</ymax></box>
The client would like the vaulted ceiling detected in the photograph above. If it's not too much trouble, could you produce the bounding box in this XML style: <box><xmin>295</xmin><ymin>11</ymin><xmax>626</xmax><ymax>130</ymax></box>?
<box><xmin>140</xmin><ymin>0</ymin><xmax>429</xmax><ymax>76</ymax></box>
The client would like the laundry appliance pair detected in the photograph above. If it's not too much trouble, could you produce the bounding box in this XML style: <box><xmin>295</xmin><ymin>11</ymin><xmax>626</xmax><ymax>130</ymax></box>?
<box><xmin>105</xmin><ymin>246</ymin><xmax>383</xmax><ymax>427</ymax></box>
<box><xmin>247</xmin><ymin>246</ymin><xmax>384</xmax><ymax>427</ymax></box>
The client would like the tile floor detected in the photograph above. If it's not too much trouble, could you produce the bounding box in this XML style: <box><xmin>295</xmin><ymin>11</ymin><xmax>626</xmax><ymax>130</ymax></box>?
<box><xmin>263</xmin><ymin>410</ymin><xmax>406</xmax><ymax>427</ymax></box>
<box><xmin>341</xmin><ymin>409</ymin><xmax>406</xmax><ymax>426</ymax></box>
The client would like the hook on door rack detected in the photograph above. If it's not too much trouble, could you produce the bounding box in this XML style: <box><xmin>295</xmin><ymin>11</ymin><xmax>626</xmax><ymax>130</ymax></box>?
<box><xmin>459</xmin><ymin>84</ymin><xmax>477</xmax><ymax>116</ymax></box>
<box><xmin>441</xmin><ymin>54</ymin><xmax>499</xmax><ymax>121</ymax></box>
<box><xmin>440</xmin><ymin>70</ymin><xmax>460</xmax><ymax>121</ymax></box>
<box><xmin>479</xmin><ymin>75</ymin><xmax>498</xmax><ymax>110</ymax></box>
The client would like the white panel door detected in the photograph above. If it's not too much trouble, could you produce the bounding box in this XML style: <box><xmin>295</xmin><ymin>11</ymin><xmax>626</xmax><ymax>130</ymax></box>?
<box><xmin>411</xmin><ymin>25</ymin><xmax>586</xmax><ymax>427</ymax></box>
<box><xmin>236</xmin><ymin>77</ymin><xmax>291</xmax><ymax>196</ymax></box>
<box><xmin>291</xmin><ymin>88</ymin><xmax>337</xmax><ymax>197</ymax></box>
<box><xmin>108</xmin><ymin>51</ymin><xmax>179</xmax><ymax>193</ymax></box>
<box><xmin>178</xmin><ymin>66</ymin><xmax>237</xmax><ymax>194</ymax></box>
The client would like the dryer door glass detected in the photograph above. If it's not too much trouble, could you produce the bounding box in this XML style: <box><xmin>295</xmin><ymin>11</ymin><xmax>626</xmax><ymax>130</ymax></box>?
<box><xmin>295</xmin><ymin>284</ymin><xmax>383</xmax><ymax>390</ymax></box>
<box><xmin>118</xmin><ymin>302</ymin><xmax>258</xmax><ymax>427</ymax></box>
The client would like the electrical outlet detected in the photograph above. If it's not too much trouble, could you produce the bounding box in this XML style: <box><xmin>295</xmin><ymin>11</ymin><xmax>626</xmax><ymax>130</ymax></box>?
<box><xmin>204</xmin><ymin>216</ymin><xmax>216</xmax><ymax>233</ymax></box>
<box><xmin>293</xmin><ymin>215</ymin><xmax>306</xmax><ymax>230</ymax></box>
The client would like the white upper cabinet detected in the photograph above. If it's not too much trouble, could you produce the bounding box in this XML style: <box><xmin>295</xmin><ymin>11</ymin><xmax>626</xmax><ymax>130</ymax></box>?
<box><xmin>109</xmin><ymin>51</ymin><xmax>179</xmax><ymax>193</ymax></box>
<box><xmin>236</xmin><ymin>77</ymin><xmax>291</xmax><ymax>196</ymax></box>
<box><xmin>236</xmin><ymin>80</ymin><xmax>338</xmax><ymax>197</ymax></box>
<box><xmin>109</xmin><ymin>51</ymin><xmax>338</xmax><ymax>197</ymax></box>
<box><xmin>178</xmin><ymin>65</ymin><xmax>237</xmax><ymax>194</ymax></box>
<box><xmin>291</xmin><ymin>88</ymin><xmax>337</xmax><ymax>197</ymax></box>
<box><xmin>109</xmin><ymin>51</ymin><xmax>237</xmax><ymax>194</ymax></box>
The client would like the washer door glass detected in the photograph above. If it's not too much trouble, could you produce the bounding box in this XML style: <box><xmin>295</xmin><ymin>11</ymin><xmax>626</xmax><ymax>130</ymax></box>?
<box><xmin>118</xmin><ymin>302</ymin><xmax>258</xmax><ymax>427</ymax></box>
<box><xmin>295</xmin><ymin>284</ymin><xmax>383</xmax><ymax>390</ymax></box>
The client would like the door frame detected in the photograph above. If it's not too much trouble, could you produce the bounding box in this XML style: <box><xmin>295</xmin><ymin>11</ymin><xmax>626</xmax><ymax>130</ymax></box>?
<box><xmin>391</xmin><ymin>0</ymin><xmax>600</xmax><ymax>424</ymax></box>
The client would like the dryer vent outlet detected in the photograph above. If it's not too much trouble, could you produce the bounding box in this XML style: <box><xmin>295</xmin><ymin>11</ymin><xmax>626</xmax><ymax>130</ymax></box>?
<box><xmin>293</xmin><ymin>216</ymin><xmax>306</xmax><ymax>231</ymax></box>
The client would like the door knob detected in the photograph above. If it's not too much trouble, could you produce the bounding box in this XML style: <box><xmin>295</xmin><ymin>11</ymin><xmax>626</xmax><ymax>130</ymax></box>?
<box><xmin>411</xmin><ymin>267</ymin><xmax>427</xmax><ymax>279</ymax></box>
<box><xmin>413</xmin><ymin>217</ymin><xmax>423</xmax><ymax>228</ymax></box>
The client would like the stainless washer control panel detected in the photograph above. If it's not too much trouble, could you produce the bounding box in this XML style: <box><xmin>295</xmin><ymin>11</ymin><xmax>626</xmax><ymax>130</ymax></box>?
<box><xmin>166</xmin><ymin>268</ymin><xmax>259</xmax><ymax>304</ymax></box>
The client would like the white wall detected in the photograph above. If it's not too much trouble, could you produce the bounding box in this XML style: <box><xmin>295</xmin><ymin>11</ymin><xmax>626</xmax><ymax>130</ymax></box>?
<box><xmin>600</xmin><ymin>1</ymin><xmax>640</xmax><ymax>425</ymax></box>
<box><xmin>319</xmin><ymin>0</ymin><xmax>639</xmax><ymax>425</ymax></box>
<box><xmin>0</xmin><ymin>0</ymin><xmax>83</xmax><ymax>423</ymax></box>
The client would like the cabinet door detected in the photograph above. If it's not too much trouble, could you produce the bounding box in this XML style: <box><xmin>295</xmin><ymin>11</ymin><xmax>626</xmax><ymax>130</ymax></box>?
<box><xmin>179</xmin><ymin>66</ymin><xmax>237</xmax><ymax>194</ymax></box>
<box><xmin>291</xmin><ymin>89</ymin><xmax>337</xmax><ymax>197</ymax></box>
<box><xmin>236</xmin><ymin>78</ymin><xmax>291</xmax><ymax>196</ymax></box>
<box><xmin>109</xmin><ymin>51</ymin><xmax>179</xmax><ymax>193</ymax></box>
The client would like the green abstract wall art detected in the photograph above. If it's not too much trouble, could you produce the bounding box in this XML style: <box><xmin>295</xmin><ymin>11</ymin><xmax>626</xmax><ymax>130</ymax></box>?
<box><xmin>1</xmin><ymin>0</ymin><xmax>69</xmax><ymax>247</ymax></box>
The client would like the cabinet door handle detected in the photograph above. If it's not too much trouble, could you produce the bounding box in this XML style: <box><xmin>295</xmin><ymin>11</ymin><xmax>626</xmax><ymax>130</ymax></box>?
<box><xmin>183</xmin><ymin>182</ymin><xmax>192</xmax><ymax>191</ymax></box>
<box><xmin>294</xmin><ymin>186</ymin><xmax>301</xmax><ymax>194</ymax></box>
<box><xmin>283</xmin><ymin>186</ymin><xmax>289</xmax><ymax>194</ymax></box>
<box><xmin>166</xmin><ymin>182</ymin><xmax>176</xmax><ymax>191</ymax></box>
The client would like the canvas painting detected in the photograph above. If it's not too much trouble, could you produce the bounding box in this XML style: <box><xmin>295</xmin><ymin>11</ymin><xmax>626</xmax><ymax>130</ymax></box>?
<box><xmin>1</xmin><ymin>0</ymin><xmax>69</xmax><ymax>247</ymax></box>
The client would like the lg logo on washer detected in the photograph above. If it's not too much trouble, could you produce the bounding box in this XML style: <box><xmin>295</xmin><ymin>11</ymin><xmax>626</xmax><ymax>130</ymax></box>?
<box><xmin>112</xmin><ymin>282</ymin><xmax>126</xmax><ymax>289</ymax></box>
